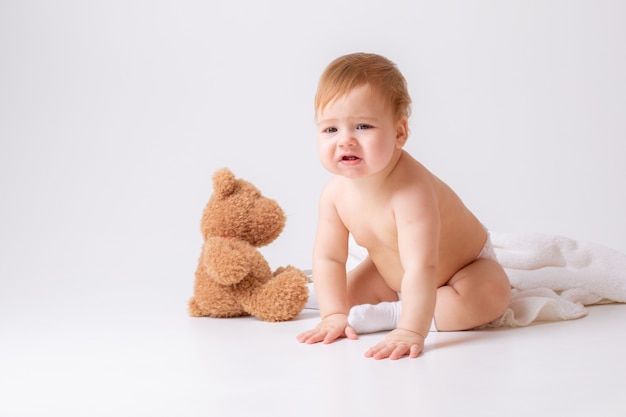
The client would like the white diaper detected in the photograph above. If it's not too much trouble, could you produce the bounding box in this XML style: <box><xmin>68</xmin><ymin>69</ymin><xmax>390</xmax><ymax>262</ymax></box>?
<box><xmin>477</xmin><ymin>231</ymin><xmax>498</xmax><ymax>262</ymax></box>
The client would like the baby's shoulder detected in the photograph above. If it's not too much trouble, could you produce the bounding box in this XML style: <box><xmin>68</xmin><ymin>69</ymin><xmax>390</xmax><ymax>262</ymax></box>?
<box><xmin>319</xmin><ymin>176</ymin><xmax>348</xmax><ymax>206</ymax></box>
<box><xmin>322</xmin><ymin>175</ymin><xmax>343</xmax><ymax>194</ymax></box>
<box><xmin>394</xmin><ymin>157</ymin><xmax>439</xmax><ymax>192</ymax></box>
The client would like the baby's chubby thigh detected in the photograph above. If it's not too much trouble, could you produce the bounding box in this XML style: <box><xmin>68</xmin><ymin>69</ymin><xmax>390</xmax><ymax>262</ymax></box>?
<box><xmin>346</xmin><ymin>256</ymin><xmax>399</xmax><ymax>307</ymax></box>
<box><xmin>436</xmin><ymin>258</ymin><xmax>511</xmax><ymax>330</ymax></box>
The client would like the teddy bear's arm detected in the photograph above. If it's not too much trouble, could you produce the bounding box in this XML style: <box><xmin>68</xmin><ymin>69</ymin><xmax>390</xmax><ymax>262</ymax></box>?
<box><xmin>202</xmin><ymin>238</ymin><xmax>253</xmax><ymax>285</ymax></box>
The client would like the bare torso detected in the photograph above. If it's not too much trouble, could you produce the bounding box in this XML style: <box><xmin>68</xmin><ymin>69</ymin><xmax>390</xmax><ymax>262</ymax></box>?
<box><xmin>333</xmin><ymin>151</ymin><xmax>487</xmax><ymax>291</ymax></box>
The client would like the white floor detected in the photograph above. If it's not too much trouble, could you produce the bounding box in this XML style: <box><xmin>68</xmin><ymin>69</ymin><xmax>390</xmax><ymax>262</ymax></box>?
<box><xmin>2</xmin><ymin>293</ymin><xmax>625</xmax><ymax>417</ymax></box>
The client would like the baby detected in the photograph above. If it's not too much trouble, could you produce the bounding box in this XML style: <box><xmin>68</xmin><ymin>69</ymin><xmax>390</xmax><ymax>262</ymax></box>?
<box><xmin>296</xmin><ymin>53</ymin><xmax>511</xmax><ymax>360</ymax></box>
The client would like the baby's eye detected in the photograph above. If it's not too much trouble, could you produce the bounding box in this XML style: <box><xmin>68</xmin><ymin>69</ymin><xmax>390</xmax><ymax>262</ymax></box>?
<box><xmin>356</xmin><ymin>124</ymin><xmax>372</xmax><ymax>130</ymax></box>
<box><xmin>323</xmin><ymin>127</ymin><xmax>337</xmax><ymax>133</ymax></box>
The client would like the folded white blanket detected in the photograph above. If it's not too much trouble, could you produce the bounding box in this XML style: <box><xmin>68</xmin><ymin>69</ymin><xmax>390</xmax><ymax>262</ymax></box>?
<box><xmin>487</xmin><ymin>232</ymin><xmax>626</xmax><ymax>327</ymax></box>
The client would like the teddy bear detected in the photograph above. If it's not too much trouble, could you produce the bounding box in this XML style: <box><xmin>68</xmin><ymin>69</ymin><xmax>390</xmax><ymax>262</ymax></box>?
<box><xmin>188</xmin><ymin>168</ymin><xmax>309</xmax><ymax>322</ymax></box>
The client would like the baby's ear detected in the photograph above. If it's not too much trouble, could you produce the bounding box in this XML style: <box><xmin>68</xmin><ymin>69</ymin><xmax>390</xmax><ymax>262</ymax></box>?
<box><xmin>395</xmin><ymin>117</ymin><xmax>409</xmax><ymax>148</ymax></box>
<box><xmin>212</xmin><ymin>168</ymin><xmax>237</xmax><ymax>198</ymax></box>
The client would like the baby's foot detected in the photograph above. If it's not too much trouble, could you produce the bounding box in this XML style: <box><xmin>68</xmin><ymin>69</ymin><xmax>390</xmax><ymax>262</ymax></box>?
<box><xmin>348</xmin><ymin>301</ymin><xmax>438</xmax><ymax>333</ymax></box>
<box><xmin>348</xmin><ymin>301</ymin><xmax>401</xmax><ymax>334</ymax></box>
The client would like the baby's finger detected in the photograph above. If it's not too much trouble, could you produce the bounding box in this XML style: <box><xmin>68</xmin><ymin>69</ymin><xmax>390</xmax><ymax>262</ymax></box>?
<box><xmin>373</xmin><ymin>345</ymin><xmax>396</xmax><ymax>360</ymax></box>
<box><xmin>344</xmin><ymin>325</ymin><xmax>359</xmax><ymax>340</ymax></box>
<box><xmin>296</xmin><ymin>329</ymin><xmax>312</xmax><ymax>342</ymax></box>
<box><xmin>364</xmin><ymin>344</ymin><xmax>378</xmax><ymax>358</ymax></box>
<box><xmin>297</xmin><ymin>329</ymin><xmax>323</xmax><ymax>344</ymax></box>
<box><xmin>322</xmin><ymin>327</ymin><xmax>344</xmax><ymax>344</ymax></box>
<box><xmin>365</xmin><ymin>342</ymin><xmax>390</xmax><ymax>359</ymax></box>
<box><xmin>389</xmin><ymin>345</ymin><xmax>409</xmax><ymax>360</ymax></box>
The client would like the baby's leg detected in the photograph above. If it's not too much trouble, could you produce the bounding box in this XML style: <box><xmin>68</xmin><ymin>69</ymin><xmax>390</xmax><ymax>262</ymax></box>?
<box><xmin>344</xmin><ymin>257</ymin><xmax>400</xmax><ymax>334</ymax></box>
<box><xmin>346</xmin><ymin>256</ymin><xmax>399</xmax><ymax>306</ymax></box>
<box><xmin>434</xmin><ymin>258</ymin><xmax>511</xmax><ymax>331</ymax></box>
<box><xmin>347</xmin><ymin>258</ymin><xmax>510</xmax><ymax>333</ymax></box>
<box><xmin>344</xmin><ymin>256</ymin><xmax>407</xmax><ymax>333</ymax></box>
<box><xmin>349</xmin><ymin>301</ymin><xmax>438</xmax><ymax>333</ymax></box>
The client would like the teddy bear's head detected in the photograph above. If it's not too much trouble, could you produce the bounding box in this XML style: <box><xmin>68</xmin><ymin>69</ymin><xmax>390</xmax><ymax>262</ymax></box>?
<box><xmin>200</xmin><ymin>168</ymin><xmax>286</xmax><ymax>247</ymax></box>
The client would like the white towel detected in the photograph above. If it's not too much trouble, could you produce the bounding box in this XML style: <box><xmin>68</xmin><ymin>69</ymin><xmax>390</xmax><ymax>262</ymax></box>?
<box><xmin>487</xmin><ymin>233</ymin><xmax>626</xmax><ymax>327</ymax></box>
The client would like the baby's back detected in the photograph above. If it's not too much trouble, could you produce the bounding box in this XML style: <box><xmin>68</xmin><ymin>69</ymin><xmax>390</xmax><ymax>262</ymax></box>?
<box><xmin>430</xmin><ymin>170</ymin><xmax>487</xmax><ymax>285</ymax></box>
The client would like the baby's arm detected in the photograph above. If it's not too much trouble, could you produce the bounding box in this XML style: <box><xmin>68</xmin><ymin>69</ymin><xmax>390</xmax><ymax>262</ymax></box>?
<box><xmin>296</xmin><ymin>184</ymin><xmax>357</xmax><ymax>344</ymax></box>
<box><xmin>365</xmin><ymin>185</ymin><xmax>439</xmax><ymax>360</ymax></box>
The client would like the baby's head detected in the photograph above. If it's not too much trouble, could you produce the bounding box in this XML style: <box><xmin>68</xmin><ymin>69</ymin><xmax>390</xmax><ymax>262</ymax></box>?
<box><xmin>314</xmin><ymin>53</ymin><xmax>412</xmax><ymax>122</ymax></box>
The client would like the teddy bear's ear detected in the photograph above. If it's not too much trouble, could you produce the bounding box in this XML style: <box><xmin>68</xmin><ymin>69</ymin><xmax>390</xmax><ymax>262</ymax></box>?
<box><xmin>212</xmin><ymin>168</ymin><xmax>237</xmax><ymax>198</ymax></box>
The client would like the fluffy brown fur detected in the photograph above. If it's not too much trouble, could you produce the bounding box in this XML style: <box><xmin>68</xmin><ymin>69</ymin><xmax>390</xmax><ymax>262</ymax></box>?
<box><xmin>188</xmin><ymin>168</ymin><xmax>309</xmax><ymax>322</ymax></box>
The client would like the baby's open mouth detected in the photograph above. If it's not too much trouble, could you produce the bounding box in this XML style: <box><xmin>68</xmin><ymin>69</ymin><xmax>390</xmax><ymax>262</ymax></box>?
<box><xmin>342</xmin><ymin>156</ymin><xmax>359</xmax><ymax>161</ymax></box>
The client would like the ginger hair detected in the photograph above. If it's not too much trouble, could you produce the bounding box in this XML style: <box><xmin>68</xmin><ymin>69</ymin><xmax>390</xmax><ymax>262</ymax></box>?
<box><xmin>314</xmin><ymin>52</ymin><xmax>412</xmax><ymax>121</ymax></box>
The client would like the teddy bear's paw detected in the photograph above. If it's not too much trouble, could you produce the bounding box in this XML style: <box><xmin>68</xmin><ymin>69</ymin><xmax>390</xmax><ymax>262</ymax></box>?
<box><xmin>188</xmin><ymin>297</ymin><xmax>203</xmax><ymax>317</ymax></box>
<box><xmin>272</xmin><ymin>264</ymin><xmax>310</xmax><ymax>280</ymax></box>
<box><xmin>273</xmin><ymin>265</ymin><xmax>294</xmax><ymax>277</ymax></box>
<box><xmin>188</xmin><ymin>295</ymin><xmax>247</xmax><ymax>318</ymax></box>
<box><xmin>246</xmin><ymin>270</ymin><xmax>309</xmax><ymax>322</ymax></box>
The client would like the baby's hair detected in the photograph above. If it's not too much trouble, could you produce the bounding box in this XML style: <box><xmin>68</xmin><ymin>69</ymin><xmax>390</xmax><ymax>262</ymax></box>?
<box><xmin>314</xmin><ymin>52</ymin><xmax>412</xmax><ymax>121</ymax></box>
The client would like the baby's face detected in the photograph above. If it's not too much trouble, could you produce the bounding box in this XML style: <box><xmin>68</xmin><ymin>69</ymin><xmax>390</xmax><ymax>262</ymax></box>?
<box><xmin>316</xmin><ymin>85</ymin><xmax>407</xmax><ymax>179</ymax></box>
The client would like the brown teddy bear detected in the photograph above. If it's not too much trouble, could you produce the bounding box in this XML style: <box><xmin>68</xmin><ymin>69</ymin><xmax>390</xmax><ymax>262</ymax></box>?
<box><xmin>188</xmin><ymin>168</ymin><xmax>309</xmax><ymax>322</ymax></box>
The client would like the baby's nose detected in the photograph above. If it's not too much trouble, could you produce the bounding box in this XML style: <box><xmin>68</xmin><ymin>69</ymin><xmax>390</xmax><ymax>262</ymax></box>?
<box><xmin>338</xmin><ymin>132</ymin><xmax>357</xmax><ymax>146</ymax></box>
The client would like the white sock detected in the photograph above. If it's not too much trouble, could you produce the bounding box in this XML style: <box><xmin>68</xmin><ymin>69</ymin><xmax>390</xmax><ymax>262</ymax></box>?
<box><xmin>347</xmin><ymin>301</ymin><xmax>438</xmax><ymax>333</ymax></box>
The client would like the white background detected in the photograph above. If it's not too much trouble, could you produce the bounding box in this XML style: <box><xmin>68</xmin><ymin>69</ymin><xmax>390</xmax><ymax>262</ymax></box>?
<box><xmin>2</xmin><ymin>2</ymin><xmax>626</xmax><ymax>416</ymax></box>
<box><xmin>1</xmin><ymin>0</ymin><xmax>625</xmax><ymax>343</ymax></box>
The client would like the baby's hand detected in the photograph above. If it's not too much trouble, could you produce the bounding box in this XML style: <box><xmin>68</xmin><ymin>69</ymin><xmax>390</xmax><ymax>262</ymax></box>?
<box><xmin>364</xmin><ymin>328</ymin><xmax>425</xmax><ymax>360</ymax></box>
<box><xmin>296</xmin><ymin>313</ymin><xmax>358</xmax><ymax>344</ymax></box>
